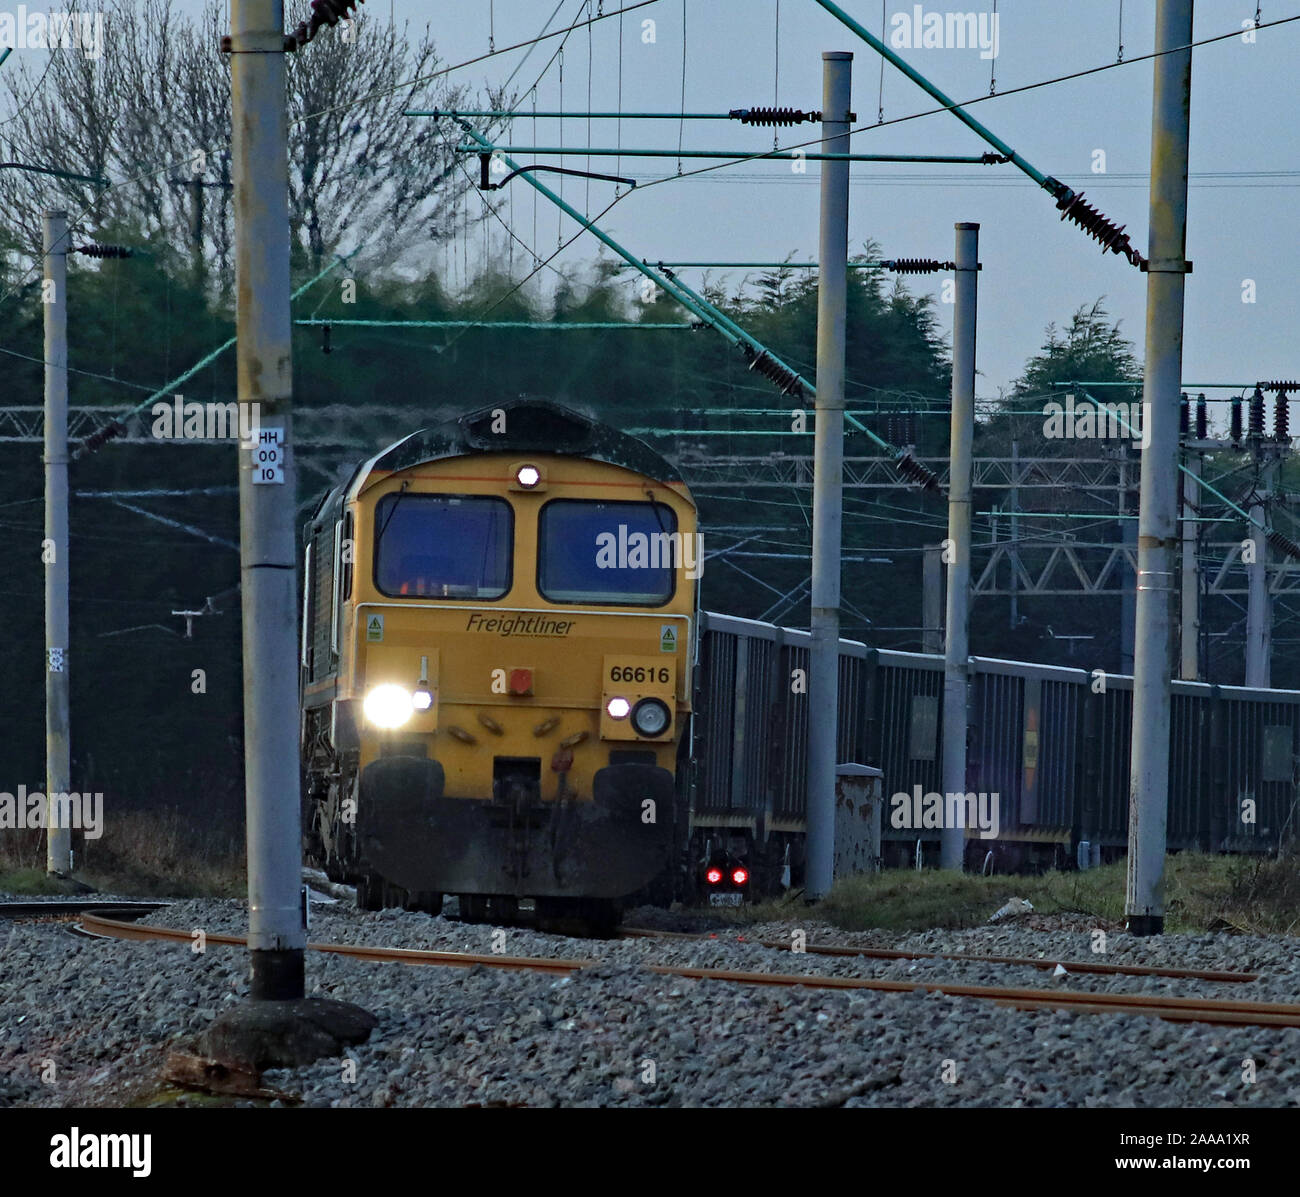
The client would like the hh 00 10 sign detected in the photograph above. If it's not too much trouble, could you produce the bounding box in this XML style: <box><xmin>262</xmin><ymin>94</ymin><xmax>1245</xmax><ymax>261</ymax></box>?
<box><xmin>250</xmin><ymin>426</ymin><xmax>285</xmax><ymax>484</ymax></box>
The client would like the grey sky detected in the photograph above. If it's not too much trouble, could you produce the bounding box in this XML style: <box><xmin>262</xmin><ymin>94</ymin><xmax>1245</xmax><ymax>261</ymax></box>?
<box><xmin>405</xmin><ymin>1</ymin><xmax>1298</xmax><ymax>399</ymax></box>
<box><xmin>8</xmin><ymin>1</ymin><xmax>1294</xmax><ymax>398</ymax></box>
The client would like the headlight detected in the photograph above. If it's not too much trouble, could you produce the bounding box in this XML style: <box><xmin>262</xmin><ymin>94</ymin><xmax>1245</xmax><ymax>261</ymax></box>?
<box><xmin>631</xmin><ymin>697</ymin><xmax>671</xmax><ymax>737</ymax></box>
<box><xmin>364</xmin><ymin>684</ymin><xmax>414</xmax><ymax>729</ymax></box>
<box><xmin>515</xmin><ymin>464</ymin><xmax>541</xmax><ymax>488</ymax></box>
<box><xmin>412</xmin><ymin>686</ymin><xmax>434</xmax><ymax>711</ymax></box>
<box><xmin>605</xmin><ymin>696</ymin><xmax>631</xmax><ymax>719</ymax></box>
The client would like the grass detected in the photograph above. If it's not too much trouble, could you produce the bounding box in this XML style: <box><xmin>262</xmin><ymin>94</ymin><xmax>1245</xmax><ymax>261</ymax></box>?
<box><xmin>0</xmin><ymin>808</ymin><xmax>245</xmax><ymax>899</ymax></box>
<box><xmin>730</xmin><ymin>852</ymin><xmax>1300</xmax><ymax>936</ymax></box>
<box><xmin>3</xmin><ymin>809</ymin><xmax>1297</xmax><ymax>935</ymax></box>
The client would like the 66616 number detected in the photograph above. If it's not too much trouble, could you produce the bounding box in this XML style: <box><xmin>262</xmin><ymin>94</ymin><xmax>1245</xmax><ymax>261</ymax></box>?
<box><xmin>609</xmin><ymin>665</ymin><xmax>670</xmax><ymax>685</ymax></box>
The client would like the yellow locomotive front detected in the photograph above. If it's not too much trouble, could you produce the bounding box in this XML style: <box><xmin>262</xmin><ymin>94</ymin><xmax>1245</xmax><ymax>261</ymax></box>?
<box><xmin>301</xmin><ymin>401</ymin><xmax>697</xmax><ymax>926</ymax></box>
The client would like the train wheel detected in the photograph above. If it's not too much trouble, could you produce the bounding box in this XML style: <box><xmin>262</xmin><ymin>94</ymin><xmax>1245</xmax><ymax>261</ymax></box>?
<box><xmin>582</xmin><ymin>899</ymin><xmax>621</xmax><ymax>938</ymax></box>
<box><xmin>403</xmin><ymin>890</ymin><xmax>444</xmax><ymax>916</ymax></box>
<box><xmin>356</xmin><ymin>873</ymin><xmax>385</xmax><ymax>911</ymax></box>
<box><xmin>535</xmin><ymin>897</ymin><xmax>620</xmax><ymax>938</ymax></box>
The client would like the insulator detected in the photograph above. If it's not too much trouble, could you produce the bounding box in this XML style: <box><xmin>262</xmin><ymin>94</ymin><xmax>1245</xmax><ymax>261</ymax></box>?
<box><xmin>1230</xmin><ymin>396</ymin><xmax>1243</xmax><ymax>444</ymax></box>
<box><xmin>1250</xmin><ymin>387</ymin><xmax>1265</xmax><ymax>438</ymax></box>
<box><xmin>1276</xmin><ymin>391</ymin><xmax>1290</xmax><ymax>442</ymax></box>
<box><xmin>1259</xmin><ymin>380</ymin><xmax>1300</xmax><ymax>391</ymax></box>
<box><xmin>729</xmin><ymin>107</ymin><xmax>821</xmax><ymax>126</ymax></box>
<box><xmin>742</xmin><ymin>346</ymin><xmax>805</xmax><ymax>396</ymax></box>
<box><xmin>1195</xmin><ymin>394</ymin><xmax>1208</xmax><ymax>440</ymax></box>
<box><xmin>74</xmin><ymin>243</ymin><xmax>132</xmax><ymax>259</ymax></box>
<box><xmin>77</xmin><ymin>419</ymin><xmax>126</xmax><ymax>455</ymax></box>
<box><xmin>292</xmin><ymin>0</ymin><xmax>363</xmax><ymax>45</ymax></box>
<box><xmin>1179</xmin><ymin>393</ymin><xmax>1189</xmax><ymax>438</ymax></box>
<box><xmin>980</xmin><ymin>152</ymin><xmax>1012</xmax><ymax>165</ymax></box>
<box><xmin>1267</xmin><ymin>528</ymin><xmax>1300</xmax><ymax>563</ymax></box>
<box><xmin>895</xmin><ymin>451</ymin><xmax>941</xmax><ymax>494</ymax></box>
<box><xmin>310</xmin><ymin>0</ymin><xmax>362</xmax><ymax>27</ymax></box>
<box><xmin>1051</xmin><ymin>185</ymin><xmax>1145</xmax><ymax>268</ymax></box>
<box><xmin>885</xmin><ymin>258</ymin><xmax>947</xmax><ymax>275</ymax></box>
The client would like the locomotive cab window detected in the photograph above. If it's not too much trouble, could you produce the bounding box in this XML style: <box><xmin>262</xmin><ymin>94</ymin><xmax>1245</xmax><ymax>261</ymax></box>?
<box><xmin>538</xmin><ymin>499</ymin><xmax>678</xmax><ymax>605</ymax></box>
<box><xmin>373</xmin><ymin>493</ymin><xmax>513</xmax><ymax>599</ymax></box>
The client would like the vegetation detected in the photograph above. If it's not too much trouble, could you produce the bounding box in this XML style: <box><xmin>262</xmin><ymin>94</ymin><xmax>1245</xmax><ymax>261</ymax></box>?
<box><xmin>0</xmin><ymin>810</ymin><xmax>244</xmax><ymax>897</ymax></box>
<box><xmin>737</xmin><ymin>853</ymin><xmax>1300</xmax><ymax>936</ymax></box>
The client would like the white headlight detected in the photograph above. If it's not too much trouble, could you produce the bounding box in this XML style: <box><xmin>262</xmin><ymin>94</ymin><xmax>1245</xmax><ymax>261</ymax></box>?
<box><xmin>606</xmin><ymin>696</ymin><xmax>631</xmax><ymax>719</ymax></box>
<box><xmin>516</xmin><ymin>464</ymin><xmax>541</xmax><ymax>488</ymax></box>
<box><xmin>364</xmin><ymin>683</ymin><xmax>414</xmax><ymax>729</ymax></box>
<box><xmin>412</xmin><ymin>687</ymin><xmax>433</xmax><ymax>711</ymax></box>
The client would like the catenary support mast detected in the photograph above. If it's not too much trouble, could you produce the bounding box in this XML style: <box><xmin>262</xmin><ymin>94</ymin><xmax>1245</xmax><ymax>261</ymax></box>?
<box><xmin>230</xmin><ymin>0</ymin><xmax>305</xmax><ymax>997</ymax></box>
<box><xmin>1126</xmin><ymin>0</ymin><xmax>1195</xmax><ymax>936</ymax></box>
<box><xmin>805</xmin><ymin>51</ymin><xmax>852</xmax><ymax>901</ymax></box>
<box><xmin>43</xmin><ymin>210</ymin><xmax>71</xmax><ymax>875</ymax></box>
<box><xmin>941</xmin><ymin>223</ymin><xmax>979</xmax><ymax>871</ymax></box>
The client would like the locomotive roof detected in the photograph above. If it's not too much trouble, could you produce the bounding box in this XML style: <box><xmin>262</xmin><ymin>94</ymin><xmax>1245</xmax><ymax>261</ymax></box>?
<box><xmin>307</xmin><ymin>399</ymin><xmax>688</xmax><ymax>534</ymax></box>
<box><xmin>370</xmin><ymin>398</ymin><xmax>681</xmax><ymax>484</ymax></box>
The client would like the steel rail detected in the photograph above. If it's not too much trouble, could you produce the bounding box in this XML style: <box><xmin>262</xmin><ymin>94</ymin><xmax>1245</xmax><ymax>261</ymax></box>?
<box><xmin>77</xmin><ymin>910</ymin><xmax>587</xmax><ymax>974</ymax></box>
<box><xmin>0</xmin><ymin>900</ymin><xmax>170</xmax><ymax>919</ymax></box>
<box><xmin>622</xmin><ymin>925</ymin><xmax>1261</xmax><ymax>983</ymax></box>
<box><xmin>755</xmin><ymin>938</ymin><xmax>1261</xmax><ymax>983</ymax></box>
<box><xmin>644</xmin><ymin>965</ymin><xmax>1300</xmax><ymax>1028</ymax></box>
<box><xmin>77</xmin><ymin>912</ymin><xmax>1300</xmax><ymax>1029</ymax></box>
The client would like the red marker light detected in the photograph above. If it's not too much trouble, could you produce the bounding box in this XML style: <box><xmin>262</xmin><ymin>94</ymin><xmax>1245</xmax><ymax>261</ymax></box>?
<box><xmin>509</xmin><ymin>668</ymin><xmax>533</xmax><ymax>696</ymax></box>
<box><xmin>705</xmin><ymin>868</ymin><xmax>722</xmax><ymax>885</ymax></box>
<box><xmin>732</xmin><ymin>867</ymin><xmax>748</xmax><ymax>886</ymax></box>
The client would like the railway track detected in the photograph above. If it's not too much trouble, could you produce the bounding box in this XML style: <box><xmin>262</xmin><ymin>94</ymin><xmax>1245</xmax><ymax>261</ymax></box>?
<box><xmin>750</xmin><ymin>936</ymin><xmax>1262</xmax><ymax>984</ymax></box>
<box><xmin>0</xmin><ymin>899</ymin><xmax>170</xmax><ymax>921</ymax></box>
<box><xmin>68</xmin><ymin>908</ymin><xmax>1300</xmax><ymax>1031</ymax></box>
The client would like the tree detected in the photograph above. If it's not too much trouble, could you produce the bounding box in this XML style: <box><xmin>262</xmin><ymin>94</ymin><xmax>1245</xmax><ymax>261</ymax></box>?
<box><xmin>1012</xmin><ymin>298</ymin><xmax>1140</xmax><ymax>398</ymax></box>
<box><xmin>971</xmin><ymin>300</ymin><xmax>1144</xmax><ymax>668</ymax></box>
<box><xmin>0</xmin><ymin>0</ymin><xmax>495</xmax><ymax>291</ymax></box>
<box><xmin>978</xmin><ymin>298</ymin><xmax>1142</xmax><ymax>458</ymax></box>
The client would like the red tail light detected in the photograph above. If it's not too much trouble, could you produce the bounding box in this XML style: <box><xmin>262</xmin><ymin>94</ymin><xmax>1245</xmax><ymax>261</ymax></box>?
<box><xmin>508</xmin><ymin>668</ymin><xmax>534</xmax><ymax>696</ymax></box>
<box><xmin>732</xmin><ymin>867</ymin><xmax>748</xmax><ymax>886</ymax></box>
<box><xmin>705</xmin><ymin>867</ymin><xmax>723</xmax><ymax>885</ymax></box>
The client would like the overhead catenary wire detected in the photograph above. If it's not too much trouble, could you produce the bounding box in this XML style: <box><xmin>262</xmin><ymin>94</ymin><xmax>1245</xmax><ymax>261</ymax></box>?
<box><xmin>590</xmin><ymin>12</ymin><xmax>1300</xmax><ymax>228</ymax></box>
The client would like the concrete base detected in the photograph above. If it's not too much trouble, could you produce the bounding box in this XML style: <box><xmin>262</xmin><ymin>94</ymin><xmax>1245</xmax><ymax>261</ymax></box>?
<box><xmin>199</xmin><ymin>996</ymin><xmax>377</xmax><ymax>1071</ymax></box>
<box><xmin>1126</xmin><ymin>915</ymin><xmax>1165</xmax><ymax>938</ymax></box>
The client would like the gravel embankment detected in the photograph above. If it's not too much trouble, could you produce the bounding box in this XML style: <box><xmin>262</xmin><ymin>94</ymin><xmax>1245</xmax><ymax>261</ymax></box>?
<box><xmin>2</xmin><ymin>894</ymin><xmax>1299</xmax><ymax>1107</ymax></box>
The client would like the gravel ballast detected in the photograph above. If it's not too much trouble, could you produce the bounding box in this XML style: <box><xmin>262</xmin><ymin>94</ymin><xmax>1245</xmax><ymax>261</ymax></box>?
<box><xmin>2</xmin><ymin>895</ymin><xmax>1299</xmax><ymax>1108</ymax></box>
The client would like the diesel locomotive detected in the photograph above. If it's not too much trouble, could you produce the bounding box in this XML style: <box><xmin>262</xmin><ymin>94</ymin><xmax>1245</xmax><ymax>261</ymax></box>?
<box><xmin>299</xmin><ymin>400</ymin><xmax>699</xmax><ymax>931</ymax></box>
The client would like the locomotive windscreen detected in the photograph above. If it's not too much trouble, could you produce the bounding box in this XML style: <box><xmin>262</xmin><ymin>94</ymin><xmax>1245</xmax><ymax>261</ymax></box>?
<box><xmin>374</xmin><ymin>493</ymin><xmax>513</xmax><ymax>598</ymax></box>
<box><xmin>538</xmin><ymin>499</ymin><xmax>677</xmax><ymax>605</ymax></box>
